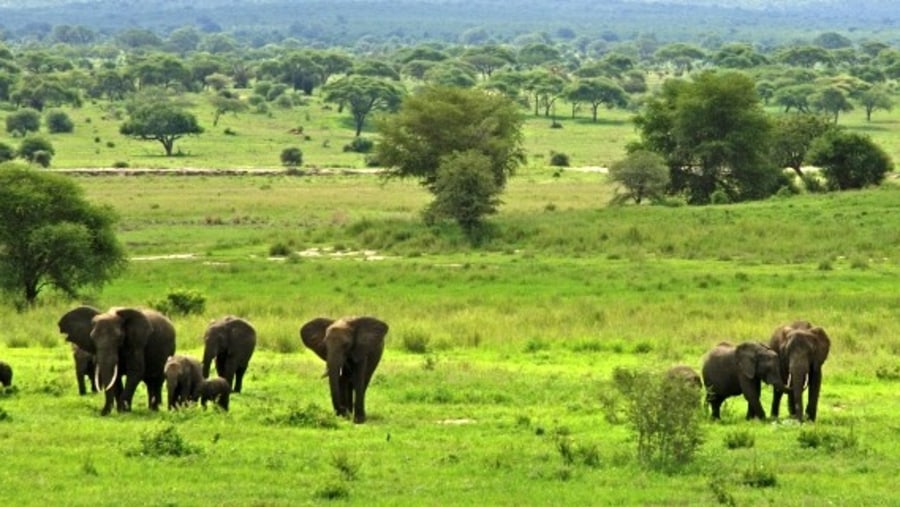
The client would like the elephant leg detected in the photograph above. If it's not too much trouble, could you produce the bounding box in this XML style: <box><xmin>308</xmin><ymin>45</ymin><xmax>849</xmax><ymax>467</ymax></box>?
<box><xmin>806</xmin><ymin>371</ymin><xmax>823</xmax><ymax>421</ymax></box>
<box><xmin>710</xmin><ymin>398</ymin><xmax>723</xmax><ymax>419</ymax></box>
<box><xmin>77</xmin><ymin>372</ymin><xmax>87</xmax><ymax>396</ymax></box>
<box><xmin>771</xmin><ymin>388</ymin><xmax>783</xmax><ymax>418</ymax></box>
<box><xmin>740</xmin><ymin>378</ymin><xmax>766</xmax><ymax>420</ymax></box>
<box><xmin>146</xmin><ymin>378</ymin><xmax>163</xmax><ymax>410</ymax></box>
<box><xmin>352</xmin><ymin>375</ymin><xmax>368</xmax><ymax>423</ymax></box>
<box><xmin>101</xmin><ymin>389</ymin><xmax>116</xmax><ymax>416</ymax></box>
<box><xmin>233</xmin><ymin>366</ymin><xmax>246</xmax><ymax>393</ymax></box>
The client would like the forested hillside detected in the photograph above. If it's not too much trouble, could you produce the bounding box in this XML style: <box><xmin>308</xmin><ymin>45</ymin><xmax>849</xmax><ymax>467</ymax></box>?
<box><xmin>0</xmin><ymin>0</ymin><xmax>897</xmax><ymax>47</ymax></box>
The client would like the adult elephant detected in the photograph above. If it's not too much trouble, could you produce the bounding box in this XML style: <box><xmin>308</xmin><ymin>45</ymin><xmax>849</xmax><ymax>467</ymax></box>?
<box><xmin>300</xmin><ymin>316</ymin><xmax>388</xmax><ymax>424</ymax></box>
<box><xmin>202</xmin><ymin>316</ymin><xmax>257</xmax><ymax>393</ymax></box>
<box><xmin>58</xmin><ymin>306</ymin><xmax>177</xmax><ymax>415</ymax></box>
<box><xmin>72</xmin><ymin>343</ymin><xmax>98</xmax><ymax>395</ymax></box>
<box><xmin>769</xmin><ymin>321</ymin><xmax>831</xmax><ymax>422</ymax></box>
<box><xmin>701</xmin><ymin>341</ymin><xmax>785</xmax><ymax>420</ymax></box>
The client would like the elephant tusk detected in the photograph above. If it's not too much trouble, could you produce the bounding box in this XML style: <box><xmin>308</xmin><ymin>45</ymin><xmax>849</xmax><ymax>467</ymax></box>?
<box><xmin>94</xmin><ymin>365</ymin><xmax>101</xmax><ymax>392</ymax></box>
<box><xmin>802</xmin><ymin>375</ymin><xmax>809</xmax><ymax>391</ymax></box>
<box><xmin>786</xmin><ymin>373</ymin><xmax>792</xmax><ymax>387</ymax></box>
<box><xmin>104</xmin><ymin>364</ymin><xmax>118</xmax><ymax>392</ymax></box>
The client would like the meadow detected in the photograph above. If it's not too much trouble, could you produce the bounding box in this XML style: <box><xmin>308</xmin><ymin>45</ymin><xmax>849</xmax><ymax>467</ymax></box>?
<box><xmin>0</xmin><ymin>153</ymin><xmax>898</xmax><ymax>505</ymax></box>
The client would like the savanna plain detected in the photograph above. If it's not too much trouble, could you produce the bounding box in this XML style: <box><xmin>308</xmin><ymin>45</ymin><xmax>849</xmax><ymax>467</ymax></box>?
<box><xmin>1</xmin><ymin>100</ymin><xmax>900</xmax><ymax>506</ymax></box>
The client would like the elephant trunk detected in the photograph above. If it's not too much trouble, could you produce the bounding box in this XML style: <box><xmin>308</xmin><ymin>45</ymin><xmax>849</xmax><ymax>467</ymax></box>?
<box><xmin>327</xmin><ymin>356</ymin><xmax>345</xmax><ymax>416</ymax></box>
<box><xmin>202</xmin><ymin>349</ymin><xmax>214</xmax><ymax>378</ymax></box>
<box><xmin>96</xmin><ymin>357</ymin><xmax>119</xmax><ymax>393</ymax></box>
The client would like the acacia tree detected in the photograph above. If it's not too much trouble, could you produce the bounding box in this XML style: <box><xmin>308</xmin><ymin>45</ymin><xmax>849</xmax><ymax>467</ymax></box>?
<box><xmin>633</xmin><ymin>71</ymin><xmax>781</xmax><ymax>204</ymax></box>
<box><xmin>770</xmin><ymin>113</ymin><xmax>833</xmax><ymax>178</ymax></box>
<box><xmin>608</xmin><ymin>150</ymin><xmax>670</xmax><ymax>204</ymax></box>
<box><xmin>858</xmin><ymin>85</ymin><xmax>894</xmax><ymax>121</ymax></box>
<box><xmin>0</xmin><ymin>163</ymin><xmax>126</xmax><ymax>305</ymax></box>
<box><xmin>565</xmin><ymin>78</ymin><xmax>627</xmax><ymax>122</ymax></box>
<box><xmin>323</xmin><ymin>75</ymin><xmax>404</xmax><ymax>136</ymax></box>
<box><xmin>120</xmin><ymin>103</ymin><xmax>203</xmax><ymax>156</ymax></box>
<box><xmin>376</xmin><ymin>85</ymin><xmax>525</xmax><ymax>232</ymax></box>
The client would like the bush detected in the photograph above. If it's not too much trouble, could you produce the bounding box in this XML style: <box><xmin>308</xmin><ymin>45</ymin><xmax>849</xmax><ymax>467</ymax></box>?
<box><xmin>613</xmin><ymin>367</ymin><xmax>704</xmax><ymax>470</ymax></box>
<box><xmin>112</xmin><ymin>161</ymin><xmax>129</xmax><ymax>168</ymax></box>
<box><xmin>549</xmin><ymin>152</ymin><xmax>570</xmax><ymax>167</ymax></box>
<box><xmin>343</xmin><ymin>136</ymin><xmax>374</xmax><ymax>153</ymax></box>
<box><xmin>128</xmin><ymin>425</ymin><xmax>201</xmax><ymax>458</ymax></box>
<box><xmin>0</xmin><ymin>142</ymin><xmax>14</xmax><ymax>163</ymax></box>
<box><xmin>266</xmin><ymin>403</ymin><xmax>339</xmax><ymax>429</ymax></box>
<box><xmin>46</xmin><ymin>110</ymin><xmax>74</xmax><ymax>133</ymax></box>
<box><xmin>401</xmin><ymin>330</ymin><xmax>430</xmax><ymax>354</ymax></box>
<box><xmin>150</xmin><ymin>289</ymin><xmax>206</xmax><ymax>316</ymax></box>
<box><xmin>268</xmin><ymin>242</ymin><xmax>294</xmax><ymax>257</ymax></box>
<box><xmin>808</xmin><ymin>130</ymin><xmax>894</xmax><ymax>190</ymax></box>
<box><xmin>18</xmin><ymin>136</ymin><xmax>55</xmax><ymax>164</ymax></box>
<box><xmin>280</xmin><ymin>147</ymin><xmax>303</xmax><ymax>167</ymax></box>
<box><xmin>5</xmin><ymin>108</ymin><xmax>41</xmax><ymax>136</ymax></box>
<box><xmin>723</xmin><ymin>430</ymin><xmax>755</xmax><ymax>449</ymax></box>
<box><xmin>31</xmin><ymin>150</ymin><xmax>52</xmax><ymax>168</ymax></box>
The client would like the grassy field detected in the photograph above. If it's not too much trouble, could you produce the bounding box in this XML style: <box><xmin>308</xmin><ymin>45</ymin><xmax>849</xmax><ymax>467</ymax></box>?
<box><xmin>0</xmin><ymin>164</ymin><xmax>898</xmax><ymax>505</ymax></box>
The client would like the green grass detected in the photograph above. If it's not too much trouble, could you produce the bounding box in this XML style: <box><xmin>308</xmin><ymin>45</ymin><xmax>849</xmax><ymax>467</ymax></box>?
<box><xmin>1</xmin><ymin>170</ymin><xmax>898</xmax><ymax>505</ymax></box>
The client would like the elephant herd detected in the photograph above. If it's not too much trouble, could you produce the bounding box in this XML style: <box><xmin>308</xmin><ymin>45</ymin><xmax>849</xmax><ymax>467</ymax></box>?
<box><xmin>3</xmin><ymin>312</ymin><xmax>829</xmax><ymax>425</ymax></box>
<box><xmin>692</xmin><ymin>320</ymin><xmax>832</xmax><ymax>422</ymax></box>
<box><xmin>0</xmin><ymin>305</ymin><xmax>389</xmax><ymax>423</ymax></box>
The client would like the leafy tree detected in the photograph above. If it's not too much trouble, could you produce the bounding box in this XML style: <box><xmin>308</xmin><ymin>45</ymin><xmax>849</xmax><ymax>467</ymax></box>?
<box><xmin>18</xmin><ymin>136</ymin><xmax>55</xmax><ymax>166</ymax></box>
<box><xmin>5</xmin><ymin>108</ymin><xmax>41</xmax><ymax>136</ymax></box>
<box><xmin>353</xmin><ymin>60</ymin><xmax>401</xmax><ymax>81</ymax></box>
<box><xmin>770</xmin><ymin>113</ymin><xmax>833</xmax><ymax>178</ymax></box>
<box><xmin>120</xmin><ymin>103</ymin><xmax>203</xmax><ymax>156</ymax></box>
<box><xmin>633</xmin><ymin>71</ymin><xmax>780</xmax><ymax>204</ymax></box>
<box><xmin>376</xmin><ymin>85</ymin><xmax>525</xmax><ymax>217</ymax></box>
<box><xmin>654</xmin><ymin>43</ymin><xmax>706</xmax><ymax>74</ymax></box>
<box><xmin>426</xmin><ymin>150</ymin><xmax>501</xmax><ymax>235</ymax></box>
<box><xmin>89</xmin><ymin>68</ymin><xmax>135</xmax><ymax>101</ymax></box>
<box><xmin>711</xmin><ymin>43</ymin><xmax>768</xmax><ymax>68</ymax></box>
<box><xmin>45</xmin><ymin>110</ymin><xmax>74</xmax><ymax>134</ymax></box>
<box><xmin>10</xmin><ymin>74</ymin><xmax>82</xmax><ymax>111</ymax></box>
<box><xmin>423</xmin><ymin>61</ymin><xmax>478</xmax><ymax>88</ymax></box>
<box><xmin>565</xmin><ymin>78</ymin><xmax>627</xmax><ymax>122</ymax></box>
<box><xmin>323</xmin><ymin>75</ymin><xmax>404</xmax><ymax>136</ymax></box>
<box><xmin>166</xmin><ymin>25</ymin><xmax>202</xmax><ymax>54</ymax></box>
<box><xmin>280</xmin><ymin>147</ymin><xmax>303</xmax><ymax>167</ymax></box>
<box><xmin>608</xmin><ymin>150</ymin><xmax>670</xmax><ymax>204</ymax></box>
<box><xmin>130</xmin><ymin>53</ymin><xmax>191</xmax><ymax>90</ymax></box>
<box><xmin>773</xmin><ymin>84</ymin><xmax>816</xmax><ymax>113</ymax></box>
<box><xmin>209</xmin><ymin>94</ymin><xmax>247</xmax><ymax>126</ymax></box>
<box><xmin>807</xmin><ymin>130</ymin><xmax>894</xmax><ymax>190</ymax></box>
<box><xmin>310</xmin><ymin>51</ymin><xmax>354</xmax><ymax>84</ymax></box>
<box><xmin>523</xmin><ymin>68</ymin><xmax>568</xmax><ymax>117</ymax></box>
<box><xmin>777</xmin><ymin>45</ymin><xmax>834</xmax><ymax>68</ymax></box>
<box><xmin>0</xmin><ymin>142</ymin><xmax>14</xmax><ymax>163</ymax></box>
<box><xmin>0</xmin><ymin>163</ymin><xmax>126</xmax><ymax>305</ymax></box>
<box><xmin>812</xmin><ymin>32</ymin><xmax>853</xmax><ymax>50</ymax></box>
<box><xmin>518</xmin><ymin>43</ymin><xmax>562</xmax><ymax>68</ymax></box>
<box><xmin>811</xmin><ymin>86</ymin><xmax>853</xmax><ymax>123</ymax></box>
<box><xmin>857</xmin><ymin>85</ymin><xmax>894</xmax><ymax>121</ymax></box>
<box><xmin>461</xmin><ymin>45</ymin><xmax>516</xmax><ymax>79</ymax></box>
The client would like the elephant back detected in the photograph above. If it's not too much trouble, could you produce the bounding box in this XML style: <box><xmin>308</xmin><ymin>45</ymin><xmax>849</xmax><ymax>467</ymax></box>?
<box><xmin>143</xmin><ymin>310</ymin><xmax>177</xmax><ymax>379</ymax></box>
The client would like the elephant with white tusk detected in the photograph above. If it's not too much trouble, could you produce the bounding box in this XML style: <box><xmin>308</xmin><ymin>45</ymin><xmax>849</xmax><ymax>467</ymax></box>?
<box><xmin>769</xmin><ymin>321</ymin><xmax>831</xmax><ymax>422</ymax></box>
<box><xmin>58</xmin><ymin>306</ymin><xmax>176</xmax><ymax>416</ymax></box>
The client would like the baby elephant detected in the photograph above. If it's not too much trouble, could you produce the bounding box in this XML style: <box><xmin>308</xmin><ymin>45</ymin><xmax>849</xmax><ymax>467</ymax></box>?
<box><xmin>702</xmin><ymin>341</ymin><xmax>785</xmax><ymax>420</ymax></box>
<box><xmin>0</xmin><ymin>360</ymin><xmax>12</xmax><ymax>387</ymax></box>
<box><xmin>666</xmin><ymin>365</ymin><xmax>702</xmax><ymax>389</ymax></box>
<box><xmin>164</xmin><ymin>355</ymin><xmax>204</xmax><ymax>409</ymax></box>
<box><xmin>199</xmin><ymin>377</ymin><xmax>231</xmax><ymax>411</ymax></box>
<box><xmin>72</xmin><ymin>344</ymin><xmax>97</xmax><ymax>395</ymax></box>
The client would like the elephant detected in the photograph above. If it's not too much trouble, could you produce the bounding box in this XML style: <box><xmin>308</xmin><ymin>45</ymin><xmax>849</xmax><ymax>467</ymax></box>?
<box><xmin>202</xmin><ymin>316</ymin><xmax>257</xmax><ymax>394</ymax></box>
<box><xmin>0</xmin><ymin>360</ymin><xmax>12</xmax><ymax>387</ymax></box>
<box><xmin>666</xmin><ymin>365</ymin><xmax>702</xmax><ymax>389</ymax></box>
<box><xmin>164</xmin><ymin>355</ymin><xmax>204</xmax><ymax>409</ymax></box>
<box><xmin>769</xmin><ymin>321</ymin><xmax>831</xmax><ymax>422</ymax></box>
<box><xmin>58</xmin><ymin>306</ymin><xmax>177</xmax><ymax>415</ymax></box>
<box><xmin>300</xmin><ymin>316</ymin><xmax>388</xmax><ymax>423</ymax></box>
<box><xmin>199</xmin><ymin>377</ymin><xmax>231</xmax><ymax>411</ymax></box>
<box><xmin>72</xmin><ymin>343</ymin><xmax>98</xmax><ymax>396</ymax></box>
<box><xmin>701</xmin><ymin>341</ymin><xmax>785</xmax><ymax>420</ymax></box>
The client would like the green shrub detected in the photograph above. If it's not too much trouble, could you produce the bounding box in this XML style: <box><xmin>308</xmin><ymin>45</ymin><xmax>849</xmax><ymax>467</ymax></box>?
<box><xmin>343</xmin><ymin>136</ymin><xmax>374</xmax><ymax>153</ymax></box>
<box><xmin>46</xmin><ymin>110</ymin><xmax>74</xmax><ymax>133</ymax></box>
<box><xmin>741</xmin><ymin>464</ymin><xmax>777</xmax><ymax>488</ymax></box>
<box><xmin>112</xmin><ymin>161</ymin><xmax>129</xmax><ymax>168</ymax></box>
<box><xmin>401</xmin><ymin>330</ymin><xmax>430</xmax><ymax>354</ymax></box>
<box><xmin>18</xmin><ymin>136</ymin><xmax>55</xmax><ymax>164</ymax></box>
<box><xmin>314</xmin><ymin>482</ymin><xmax>350</xmax><ymax>500</ymax></box>
<box><xmin>549</xmin><ymin>152</ymin><xmax>570</xmax><ymax>167</ymax></box>
<box><xmin>613</xmin><ymin>367</ymin><xmax>704</xmax><ymax>470</ymax></box>
<box><xmin>723</xmin><ymin>430</ymin><xmax>755</xmax><ymax>449</ymax></box>
<box><xmin>5</xmin><ymin>108</ymin><xmax>41</xmax><ymax>136</ymax></box>
<box><xmin>0</xmin><ymin>142</ymin><xmax>14</xmax><ymax>162</ymax></box>
<box><xmin>31</xmin><ymin>150</ymin><xmax>52</xmax><ymax>168</ymax></box>
<box><xmin>797</xmin><ymin>428</ymin><xmax>857</xmax><ymax>452</ymax></box>
<box><xmin>150</xmin><ymin>289</ymin><xmax>206</xmax><ymax>316</ymax></box>
<box><xmin>129</xmin><ymin>425</ymin><xmax>200</xmax><ymax>458</ymax></box>
<box><xmin>268</xmin><ymin>242</ymin><xmax>293</xmax><ymax>257</ymax></box>
<box><xmin>266</xmin><ymin>403</ymin><xmax>339</xmax><ymax>429</ymax></box>
<box><xmin>280</xmin><ymin>147</ymin><xmax>303</xmax><ymax>167</ymax></box>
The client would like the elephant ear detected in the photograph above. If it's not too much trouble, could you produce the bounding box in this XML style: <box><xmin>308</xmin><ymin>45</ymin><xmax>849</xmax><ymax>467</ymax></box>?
<box><xmin>115</xmin><ymin>308</ymin><xmax>153</xmax><ymax>349</ymax></box>
<box><xmin>350</xmin><ymin>316</ymin><xmax>388</xmax><ymax>347</ymax></box>
<box><xmin>300</xmin><ymin>318</ymin><xmax>333</xmax><ymax>362</ymax></box>
<box><xmin>735</xmin><ymin>342</ymin><xmax>761</xmax><ymax>380</ymax></box>
<box><xmin>58</xmin><ymin>306</ymin><xmax>101</xmax><ymax>353</ymax></box>
<box><xmin>808</xmin><ymin>327</ymin><xmax>831</xmax><ymax>366</ymax></box>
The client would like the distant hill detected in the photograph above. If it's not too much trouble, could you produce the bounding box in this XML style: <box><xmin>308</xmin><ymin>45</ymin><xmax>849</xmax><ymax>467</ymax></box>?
<box><xmin>0</xmin><ymin>0</ymin><xmax>896</xmax><ymax>46</ymax></box>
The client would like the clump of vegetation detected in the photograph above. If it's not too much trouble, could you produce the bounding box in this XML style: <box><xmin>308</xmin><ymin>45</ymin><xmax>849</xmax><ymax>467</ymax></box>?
<box><xmin>401</xmin><ymin>330</ymin><xmax>430</xmax><ymax>354</ymax></box>
<box><xmin>331</xmin><ymin>451</ymin><xmax>360</xmax><ymax>481</ymax></box>
<box><xmin>266</xmin><ymin>403</ymin><xmax>339</xmax><ymax>429</ymax></box>
<box><xmin>18</xmin><ymin>136</ymin><xmax>55</xmax><ymax>166</ymax></box>
<box><xmin>5</xmin><ymin>108</ymin><xmax>41</xmax><ymax>136</ymax></box>
<box><xmin>150</xmin><ymin>289</ymin><xmax>207</xmax><ymax>316</ymax></box>
<box><xmin>723</xmin><ymin>430</ymin><xmax>755</xmax><ymax>449</ymax></box>
<box><xmin>797</xmin><ymin>428</ymin><xmax>858</xmax><ymax>452</ymax></box>
<box><xmin>314</xmin><ymin>482</ymin><xmax>350</xmax><ymax>501</ymax></box>
<box><xmin>0</xmin><ymin>142</ymin><xmax>14</xmax><ymax>163</ymax></box>
<box><xmin>549</xmin><ymin>151</ymin><xmax>570</xmax><ymax>167</ymax></box>
<box><xmin>268</xmin><ymin>242</ymin><xmax>294</xmax><ymax>257</ymax></box>
<box><xmin>343</xmin><ymin>136</ymin><xmax>374</xmax><ymax>153</ymax></box>
<box><xmin>741</xmin><ymin>464</ymin><xmax>778</xmax><ymax>488</ymax></box>
<box><xmin>613</xmin><ymin>366</ymin><xmax>704</xmax><ymax>470</ymax></box>
<box><xmin>556</xmin><ymin>436</ymin><xmax>602</xmax><ymax>468</ymax></box>
<box><xmin>280</xmin><ymin>146</ymin><xmax>303</xmax><ymax>167</ymax></box>
<box><xmin>46</xmin><ymin>110</ymin><xmax>74</xmax><ymax>133</ymax></box>
<box><xmin>0</xmin><ymin>406</ymin><xmax>10</xmax><ymax>421</ymax></box>
<box><xmin>128</xmin><ymin>425</ymin><xmax>201</xmax><ymax>458</ymax></box>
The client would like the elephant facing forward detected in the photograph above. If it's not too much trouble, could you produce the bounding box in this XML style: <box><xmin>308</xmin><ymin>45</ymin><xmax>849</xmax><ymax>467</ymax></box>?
<box><xmin>199</xmin><ymin>377</ymin><xmax>231</xmax><ymax>411</ymax></box>
<box><xmin>701</xmin><ymin>341</ymin><xmax>785</xmax><ymax>420</ymax></box>
<box><xmin>202</xmin><ymin>316</ymin><xmax>256</xmax><ymax>394</ymax></box>
<box><xmin>769</xmin><ymin>321</ymin><xmax>831</xmax><ymax>422</ymax></box>
<box><xmin>300</xmin><ymin>316</ymin><xmax>388</xmax><ymax>424</ymax></box>
<box><xmin>58</xmin><ymin>306</ymin><xmax>177</xmax><ymax>415</ymax></box>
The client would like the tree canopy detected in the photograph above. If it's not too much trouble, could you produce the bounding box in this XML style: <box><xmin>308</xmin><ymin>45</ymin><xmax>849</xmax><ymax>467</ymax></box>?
<box><xmin>323</xmin><ymin>75</ymin><xmax>404</xmax><ymax>136</ymax></box>
<box><xmin>120</xmin><ymin>102</ymin><xmax>203</xmax><ymax>156</ymax></box>
<box><xmin>0</xmin><ymin>163</ymin><xmax>126</xmax><ymax>305</ymax></box>
<box><xmin>807</xmin><ymin>130</ymin><xmax>894</xmax><ymax>190</ymax></box>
